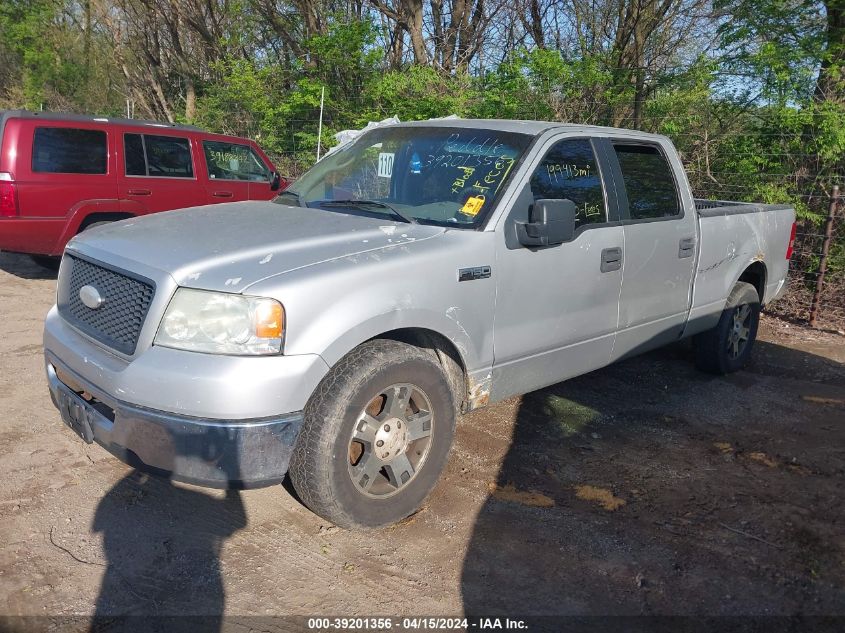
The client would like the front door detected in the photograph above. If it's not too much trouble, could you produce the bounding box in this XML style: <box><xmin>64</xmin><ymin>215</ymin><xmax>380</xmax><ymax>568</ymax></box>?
<box><xmin>200</xmin><ymin>140</ymin><xmax>272</xmax><ymax>204</ymax></box>
<box><xmin>492</xmin><ymin>136</ymin><xmax>624</xmax><ymax>401</ymax></box>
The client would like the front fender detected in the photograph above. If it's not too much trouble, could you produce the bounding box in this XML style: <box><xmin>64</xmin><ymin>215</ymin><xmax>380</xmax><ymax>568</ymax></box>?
<box><xmin>315</xmin><ymin>308</ymin><xmax>479</xmax><ymax>371</ymax></box>
<box><xmin>248</xmin><ymin>232</ymin><xmax>497</xmax><ymax>377</ymax></box>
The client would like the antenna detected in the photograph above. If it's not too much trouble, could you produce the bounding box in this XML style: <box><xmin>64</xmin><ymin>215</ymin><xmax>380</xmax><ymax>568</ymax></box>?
<box><xmin>316</xmin><ymin>86</ymin><xmax>325</xmax><ymax>161</ymax></box>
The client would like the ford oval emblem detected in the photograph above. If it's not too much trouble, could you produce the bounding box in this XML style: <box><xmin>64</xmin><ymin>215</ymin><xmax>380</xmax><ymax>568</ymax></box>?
<box><xmin>79</xmin><ymin>285</ymin><xmax>105</xmax><ymax>310</ymax></box>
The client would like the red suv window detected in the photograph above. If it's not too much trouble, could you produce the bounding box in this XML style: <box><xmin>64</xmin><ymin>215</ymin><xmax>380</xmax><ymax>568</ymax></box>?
<box><xmin>33</xmin><ymin>127</ymin><xmax>107</xmax><ymax>174</ymax></box>
<box><xmin>124</xmin><ymin>133</ymin><xmax>194</xmax><ymax>178</ymax></box>
<box><xmin>202</xmin><ymin>140</ymin><xmax>271</xmax><ymax>182</ymax></box>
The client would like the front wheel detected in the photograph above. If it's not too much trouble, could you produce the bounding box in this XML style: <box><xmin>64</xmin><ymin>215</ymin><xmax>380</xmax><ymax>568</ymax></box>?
<box><xmin>694</xmin><ymin>281</ymin><xmax>761</xmax><ymax>374</ymax></box>
<box><xmin>289</xmin><ymin>339</ymin><xmax>456</xmax><ymax>529</ymax></box>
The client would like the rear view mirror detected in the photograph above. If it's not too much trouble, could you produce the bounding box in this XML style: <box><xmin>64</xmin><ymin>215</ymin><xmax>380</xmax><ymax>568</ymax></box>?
<box><xmin>270</xmin><ymin>171</ymin><xmax>282</xmax><ymax>191</ymax></box>
<box><xmin>515</xmin><ymin>198</ymin><xmax>577</xmax><ymax>247</ymax></box>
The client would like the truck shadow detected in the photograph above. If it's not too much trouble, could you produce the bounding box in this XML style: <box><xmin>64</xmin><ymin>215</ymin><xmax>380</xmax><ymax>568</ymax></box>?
<box><xmin>0</xmin><ymin>252</ymin><xmax>58</xmax><ymax>280</ymax></box>
<box><xmin>460</xmin><ymin>339</ymin><xmax>845</xmax><ymax>619</ymax></box>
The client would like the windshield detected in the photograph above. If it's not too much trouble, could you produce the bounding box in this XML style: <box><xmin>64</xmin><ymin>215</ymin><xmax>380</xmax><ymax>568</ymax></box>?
<box><xmin>275</xmin><ymin>126</ymin><xmax>533</xmax><ymax>227</ymax></box>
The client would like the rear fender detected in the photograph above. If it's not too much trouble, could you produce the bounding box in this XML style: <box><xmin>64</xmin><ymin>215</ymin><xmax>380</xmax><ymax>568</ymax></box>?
<box><xmin>52</xmin><ymin>200</ymin><xmax>128</xmax><ymax>254</ymax></box>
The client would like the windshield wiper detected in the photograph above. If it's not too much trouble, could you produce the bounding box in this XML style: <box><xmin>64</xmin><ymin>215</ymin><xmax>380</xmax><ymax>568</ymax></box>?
<box><xmin>320</xmin><ymin>199</ymin><xmax>416</xmax><ymax>224</ymax></box>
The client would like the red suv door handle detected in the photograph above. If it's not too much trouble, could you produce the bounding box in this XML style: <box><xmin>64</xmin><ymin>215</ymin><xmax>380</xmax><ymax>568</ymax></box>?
<box><xmin>212</xmin><ymin>191</ymin><xmax>233</xmax><ymax>198</ymax></box>
<box><xmin>127</xmin><ymin>188</ymin><xmax>151</xmax><ymax>196</ymax></box>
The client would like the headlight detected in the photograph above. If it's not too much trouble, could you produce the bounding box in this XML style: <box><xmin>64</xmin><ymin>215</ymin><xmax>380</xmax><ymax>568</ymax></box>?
<box><xmin>154</xmin><ymin>288</ymin><xmax>284</xmax><ymax>355</ymax></box>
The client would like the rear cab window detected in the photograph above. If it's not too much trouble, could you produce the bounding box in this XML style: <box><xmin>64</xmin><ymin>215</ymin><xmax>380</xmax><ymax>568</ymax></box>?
<box><xmin>33</xmin><ymin>127</ymin><xmax>107</xmax><ymax>174</ymax></box>
<box><xmin>123</xmin><ymin>133</ymin><xmax>194</xmax><ymax>178</ymax></box>
<box><xmin>203</xmin><ymin>141</ymin><xmax>271</xmax><ymax>182</ymax></box>
<box><xmin>613</xmin><ymin>144</ymin><xmax>680</xmax><ymax>220</ymax></box>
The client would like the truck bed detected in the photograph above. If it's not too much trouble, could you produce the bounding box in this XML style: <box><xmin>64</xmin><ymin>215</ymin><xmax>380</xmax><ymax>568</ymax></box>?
<box><xmin>695</xmin><ymin>199</ymin><xmax>793</xmax><ymax>217</ymax></box>
<box><xmin>689</xmin><ymin>197</ymin><xmax>794</xmax><ymax>334</ymax></box>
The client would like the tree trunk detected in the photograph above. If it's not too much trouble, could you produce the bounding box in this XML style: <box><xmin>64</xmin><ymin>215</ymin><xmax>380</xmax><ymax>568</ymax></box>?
<box><xmin>83</xmin><ymin>0</ymin><xmax>92</xmax><ymax>110</ymax></box>
<box><xmin>406</xmin><ymin>0</ymin><xmax>429</xmax><ymax>65</ymax></box>
<box><xmin>815</xmin><ymin>1</ymin><xmax>845</xmax><ymax>104</ymax></box>
<box><xmin>185</xmin><ymin>76</ymin><xmax>196</xmax><ymax>122</ymax></box>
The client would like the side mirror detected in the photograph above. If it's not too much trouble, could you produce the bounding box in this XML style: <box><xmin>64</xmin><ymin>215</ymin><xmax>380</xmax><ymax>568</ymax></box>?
<box><xmin>515</xmin><ymin>198</ymin><xmax>577</xmax><ymax>247</ymax></box>
<box><xmin>270</xmin><ymin>171</ymin><xmax>282</xmax><ymax>191</ymax></box>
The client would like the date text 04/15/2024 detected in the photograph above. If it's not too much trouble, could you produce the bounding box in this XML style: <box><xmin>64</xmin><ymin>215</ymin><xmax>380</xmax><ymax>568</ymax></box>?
<box><xmin>306</xmin><ymin>617</ymin><xmax>528</xmax><ymax>630</ymax></box>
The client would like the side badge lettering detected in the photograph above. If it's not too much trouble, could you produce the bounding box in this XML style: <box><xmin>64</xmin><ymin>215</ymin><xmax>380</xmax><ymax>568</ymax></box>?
<box><xmin>458</xmin><ymin>266</ymin><xmax>492</xmax><ymax>282</ymax></box>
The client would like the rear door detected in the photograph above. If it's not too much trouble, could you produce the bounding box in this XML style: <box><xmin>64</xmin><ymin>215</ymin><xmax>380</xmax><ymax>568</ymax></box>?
<box><xmin>199</xmin><ymin>139</ymin><xmax>274</xmax><ymax>203</ymax></box>
<box><xmin>609</xmin><ymin>140</ymin><xmax>697</xmax><ymax>360</ymax></box>
<box><xmin>119</xmin><ymin>131</ymin><xmax>204</xmax><ymax>216</ymax></box>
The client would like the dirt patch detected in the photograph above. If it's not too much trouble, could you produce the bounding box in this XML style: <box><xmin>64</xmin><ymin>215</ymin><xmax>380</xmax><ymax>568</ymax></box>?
<box><xmin>574</xmin><ymin>485</ymin><xmax>626</xmax><ymax>511</ymax></box>
<box><xmin>747</xmin><ymin>451</ymin><xmax>779</xmax><ymax>468</ymax></box>
<box><xmin>800</xmin><ymin>395</ymin><xmax>845</xmax><ymax>406</ymax></box>
<box><xmin>488</xmin><ymin>483</ymin><xmax>555</xmax><ymax>507</ymax></box>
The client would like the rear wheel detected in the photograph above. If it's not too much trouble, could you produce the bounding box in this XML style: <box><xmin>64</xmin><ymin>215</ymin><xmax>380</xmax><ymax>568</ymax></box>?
<box><xmin>694</xmin><ymin>281</ymin><xmax>760</xmax><ymax>374</ymax></box>
<box><xmin>289</xmin><ymin>339</ymin><xmax>456</xmax><ymax>529</ymax></box>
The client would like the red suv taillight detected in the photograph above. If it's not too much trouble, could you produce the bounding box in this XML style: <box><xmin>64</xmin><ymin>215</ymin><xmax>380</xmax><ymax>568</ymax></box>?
<box><xmin>0</xmin><ymin>172</ymin><xmax>18</xmax><ymax>217</ymax></box>
<box><xmin>786</xmin><ymin>221</ymin><xmax>797</xmax><ymax>260</ymax></box>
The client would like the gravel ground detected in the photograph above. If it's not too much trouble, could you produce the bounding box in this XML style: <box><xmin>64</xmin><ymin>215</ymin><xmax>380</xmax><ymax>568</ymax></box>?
<box><xmin>1</xmin><ymin>251</ymin><xmax>844</xmax><ymax>630</ymax></box>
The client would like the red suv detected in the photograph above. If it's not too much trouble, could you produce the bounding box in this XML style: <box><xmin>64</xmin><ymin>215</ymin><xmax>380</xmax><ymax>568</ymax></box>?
<box><xmin>0</xmin><ymin>111</ymin><xmax>288</xmax><ymax>267</ymax></box>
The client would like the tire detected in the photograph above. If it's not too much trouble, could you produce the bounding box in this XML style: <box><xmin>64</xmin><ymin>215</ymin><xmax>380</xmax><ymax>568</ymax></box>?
<box><xmin>289</xmin><ymin>339</ymin><xmax>456</xmax><ymax>529</ymax></box>
<box><xmin>29</xmin><ymin>255</ymin><xmax>61</xmax><ymax>271</ymax></box>
<box><xmin>694</xmin><ymin>281</ymin><xmax>760</xmax><ymax>375</ymax></box>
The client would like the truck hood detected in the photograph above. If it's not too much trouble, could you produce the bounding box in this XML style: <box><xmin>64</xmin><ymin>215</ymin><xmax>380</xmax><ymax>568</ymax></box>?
<box><xmin>67</xmin><ymin>201</ymin><xmax>445</xmax><ymax>292</ymax></box>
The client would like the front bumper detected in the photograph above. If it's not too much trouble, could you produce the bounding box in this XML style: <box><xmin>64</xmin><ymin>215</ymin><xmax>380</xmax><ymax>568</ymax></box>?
<box><xmin>47</xmin><ymin>357</ymin><xmax>303</xmax><ymax>488</ymax></box>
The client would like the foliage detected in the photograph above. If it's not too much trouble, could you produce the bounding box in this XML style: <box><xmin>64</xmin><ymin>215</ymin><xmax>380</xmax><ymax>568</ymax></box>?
<box><xmin>0</xmin><ymin>0</ymin><xmax>842</xmax><ymax>218</ymax></box>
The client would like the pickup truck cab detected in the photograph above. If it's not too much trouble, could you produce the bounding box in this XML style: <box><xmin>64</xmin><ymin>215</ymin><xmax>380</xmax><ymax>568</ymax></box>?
<box><xmin>0</xmin><ymin>110</ymin><xmax>287</xmax><ymax>266</ymax></box>
<box><xmin>43</xmin><ymin>119</ymin><xmax>796</xmax><ymax>528</ymax></box>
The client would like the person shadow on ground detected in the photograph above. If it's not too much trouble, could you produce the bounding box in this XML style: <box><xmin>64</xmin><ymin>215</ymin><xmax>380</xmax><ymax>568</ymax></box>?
<box><xmin>89</xmin><ymin>456</ymin><xmax>247</xmax><ymax>632</ymax></box>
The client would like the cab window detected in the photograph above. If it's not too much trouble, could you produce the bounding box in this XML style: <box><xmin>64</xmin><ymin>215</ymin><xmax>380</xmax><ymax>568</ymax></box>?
<box><xmin>203</xmin><ymin>141</ymin><xmax>270</xmax><ymax>182</ymax></box>
<box><xmin>614</xmin><ymin>144</ymin><xmax>680</xmax><ymax>219</ymax></box>
<box><xmin>529</xmin><ymin>138</ymin><xmax>606</xmax><ymax>225</ymax></box>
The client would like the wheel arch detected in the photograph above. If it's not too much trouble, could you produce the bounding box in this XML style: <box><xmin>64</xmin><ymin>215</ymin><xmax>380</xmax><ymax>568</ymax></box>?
<box><xmin>48</xmin><ymin>202</ymin><xmax>130</xmax><ymax>255</ymax></box>
<box><xmin>371</xmin><ymin>327</ymin><xmax>470</xmax><ymax>413</ymax></box>
<box><xmin>736</xmin><ymin>260</ymin><xmax>767</xmax><ymax>304</ymax></box>
<box><xmin>77</xmin><ymin>212</ymin><xmax>135</xmax><ymax>232</ymax></box>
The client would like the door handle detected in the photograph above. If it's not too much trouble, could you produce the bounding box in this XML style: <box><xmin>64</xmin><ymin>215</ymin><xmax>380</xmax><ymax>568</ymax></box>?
<box><xmin>212</xmin><ymin>191</ymin><xmax>233</xmax><ymax>198</ymax></box>
<box><xmin>127</xmin><ymin>188</ymin><xmax>150</xmax><ymax>196</ymax></box>
<box><xmin>601</xmin><ymin>247</ymin><xmax>623</xmax><ymax>273</ymax></box>
<box><xmin>679</xmin><ymin>236</ymin><xmax>696</xmax><ymax>259</ymax></box>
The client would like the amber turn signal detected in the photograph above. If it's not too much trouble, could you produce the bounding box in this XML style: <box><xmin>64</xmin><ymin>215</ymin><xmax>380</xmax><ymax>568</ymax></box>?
<box><xmin>254</xmin><ymin>301</ymin><xmax>285</xmax><ymax>339</ymax></box>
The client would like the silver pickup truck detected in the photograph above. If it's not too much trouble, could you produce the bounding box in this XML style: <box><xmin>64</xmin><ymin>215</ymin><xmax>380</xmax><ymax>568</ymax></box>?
<box><xmin>44</xmin><ymin>119</ymin><xmax>796</xmax><ymax>528</ymax></box>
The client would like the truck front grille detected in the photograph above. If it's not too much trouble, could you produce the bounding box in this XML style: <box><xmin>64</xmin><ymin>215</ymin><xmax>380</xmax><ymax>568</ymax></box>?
<box><xmin>58</xmin><ymin>255</ymin><xmax>155</xmax><ymax>355</ymax></box>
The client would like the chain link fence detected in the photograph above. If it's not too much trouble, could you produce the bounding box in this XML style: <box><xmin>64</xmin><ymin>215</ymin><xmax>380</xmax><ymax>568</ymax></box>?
<box><xmin>766</xmin><ymin>189</ymin><xmax>845</xmax><ymax>330</ymax></box>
